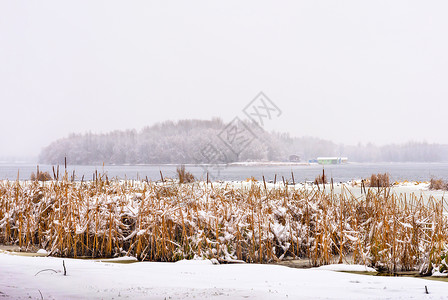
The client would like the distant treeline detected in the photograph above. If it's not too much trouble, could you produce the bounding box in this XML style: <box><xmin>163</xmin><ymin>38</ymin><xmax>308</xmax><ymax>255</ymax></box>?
<box><xmin>39</xmin><ymin>119</ymin><xmax>284</xmax><ymax>164</ymax></box>
<box><xmin>38</xmin><ymin>119</ymin><xmax>448</xmax><ymax>164</ymax></box>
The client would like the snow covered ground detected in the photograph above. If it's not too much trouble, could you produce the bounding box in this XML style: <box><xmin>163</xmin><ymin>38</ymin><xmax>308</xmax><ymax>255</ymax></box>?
<box><xmin>1</xmin><ymin>252</ymin><xmax>447</xmax><ymax>299</ymax></box>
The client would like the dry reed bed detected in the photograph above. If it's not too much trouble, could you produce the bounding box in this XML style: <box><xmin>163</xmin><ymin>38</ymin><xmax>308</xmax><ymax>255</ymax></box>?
<box><xmin>0</xmin><ymin>178</ymin><xmax>447</xmax><ymax>273</ymax></box>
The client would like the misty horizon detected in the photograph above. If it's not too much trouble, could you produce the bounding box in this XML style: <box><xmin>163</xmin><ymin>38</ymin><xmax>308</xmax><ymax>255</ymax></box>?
<box><xmin>1</xmin><ymin>117</ymin><xmax>448</xmax><ymax>163</ymax></box>
<box><xmin>0</xmin><ymin>117</ymin><xmax>445</xmax><ymax>162</ymax></box>
<box><xmin>23</xmin><ymin>118</ymin><xmax>446</xmax><ymax>165</ymax></box>
<box><xmin>1</xmin><ymin>1</ymin><xmax>448</xmax><ymax>159</ymax></box>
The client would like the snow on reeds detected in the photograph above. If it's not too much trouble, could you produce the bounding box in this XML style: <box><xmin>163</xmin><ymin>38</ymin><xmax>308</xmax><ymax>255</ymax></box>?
<box><xmin>0</xmin><ymin>176</ymin><xmax>447</xmax><ymax>273</ymax></box>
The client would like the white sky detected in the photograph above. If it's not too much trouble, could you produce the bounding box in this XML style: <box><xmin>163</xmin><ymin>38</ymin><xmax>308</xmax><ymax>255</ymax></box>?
<box><xmin>1</xmin><ymin>1</ymin><xmax>447</xmax><ymax>157</ymax></box>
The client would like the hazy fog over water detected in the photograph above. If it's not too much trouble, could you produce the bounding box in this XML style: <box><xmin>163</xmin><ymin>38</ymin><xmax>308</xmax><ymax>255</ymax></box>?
<box><xmin>1</xmin><ymin>1</ymin><xmax>448</xmax><ymax>159</ymax></box>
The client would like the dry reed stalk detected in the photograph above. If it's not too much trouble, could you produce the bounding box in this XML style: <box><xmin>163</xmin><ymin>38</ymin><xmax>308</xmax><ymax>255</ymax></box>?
<box><xmin>368</xmin><ymin>173</ymin><xmax>390</xmax><ymax>188</ymax></box>
<box><xmin>429</xmin><ymin>178</ymin><xmax>447</xmax><ymax>190</ymax></box>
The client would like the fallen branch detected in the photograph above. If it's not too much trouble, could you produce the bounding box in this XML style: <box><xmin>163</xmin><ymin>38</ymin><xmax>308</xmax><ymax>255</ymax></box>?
<box><xmin>34</xmin><ymin>269</ymin><xmax>57</xmax><ymax>276</ymax></box>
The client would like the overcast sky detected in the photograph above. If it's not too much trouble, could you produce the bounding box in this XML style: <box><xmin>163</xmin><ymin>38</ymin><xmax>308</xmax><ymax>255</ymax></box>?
<box><xmin>1</xmin><ymin>1</ymin><xmax>447</xmax><ymax>158</ymax></box>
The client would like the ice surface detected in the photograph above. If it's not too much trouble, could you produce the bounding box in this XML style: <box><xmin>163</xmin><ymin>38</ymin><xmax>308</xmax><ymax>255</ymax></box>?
<box><xmin>1</xmin><ymin>252</ymin><xmax>447</xmax><ymax>299</ymax></box>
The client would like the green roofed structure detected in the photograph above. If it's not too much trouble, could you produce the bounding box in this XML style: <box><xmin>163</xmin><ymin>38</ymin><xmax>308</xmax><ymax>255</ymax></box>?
<box><xmin>317</xmin><ymin>157</ymin><xmax>348</xmax><ymax>165</ymax></box>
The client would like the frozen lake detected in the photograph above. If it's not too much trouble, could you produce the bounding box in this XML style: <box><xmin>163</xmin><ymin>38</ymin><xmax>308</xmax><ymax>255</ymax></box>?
<box><xmin>1</xmin><ymin>162</ymin><xmax>448</xmax><ymax>182</ymax></box>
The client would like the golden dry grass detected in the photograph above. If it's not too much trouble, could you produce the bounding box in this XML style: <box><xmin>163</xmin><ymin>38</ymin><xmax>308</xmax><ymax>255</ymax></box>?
<box><xmin>430</xmin><ymin>178</ymin><xmax>447</xmax><ymax>191</ymax></box>
<box><xmin>0</xmin><ymin>175</ymin><xmax>446</xmax><ymax>273</ymax></box>
<box><xmin>368</xmin><ymin>173</ymin><xmax>390</xmax><ymax>187</ymax></box>
<box><xmin>30</xmin><ymin>171</ymin><xmax>52</xmax><ymax>182</ymax></box>
<box><xmin>314</xmin><ymin>170</ymin><xmax>327</xmax><ymax>185</ymax></box>
<box><xmin>176</xmin><ymin>165</ymin><xmax>195</xmax><ymax>184</ymax></box>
